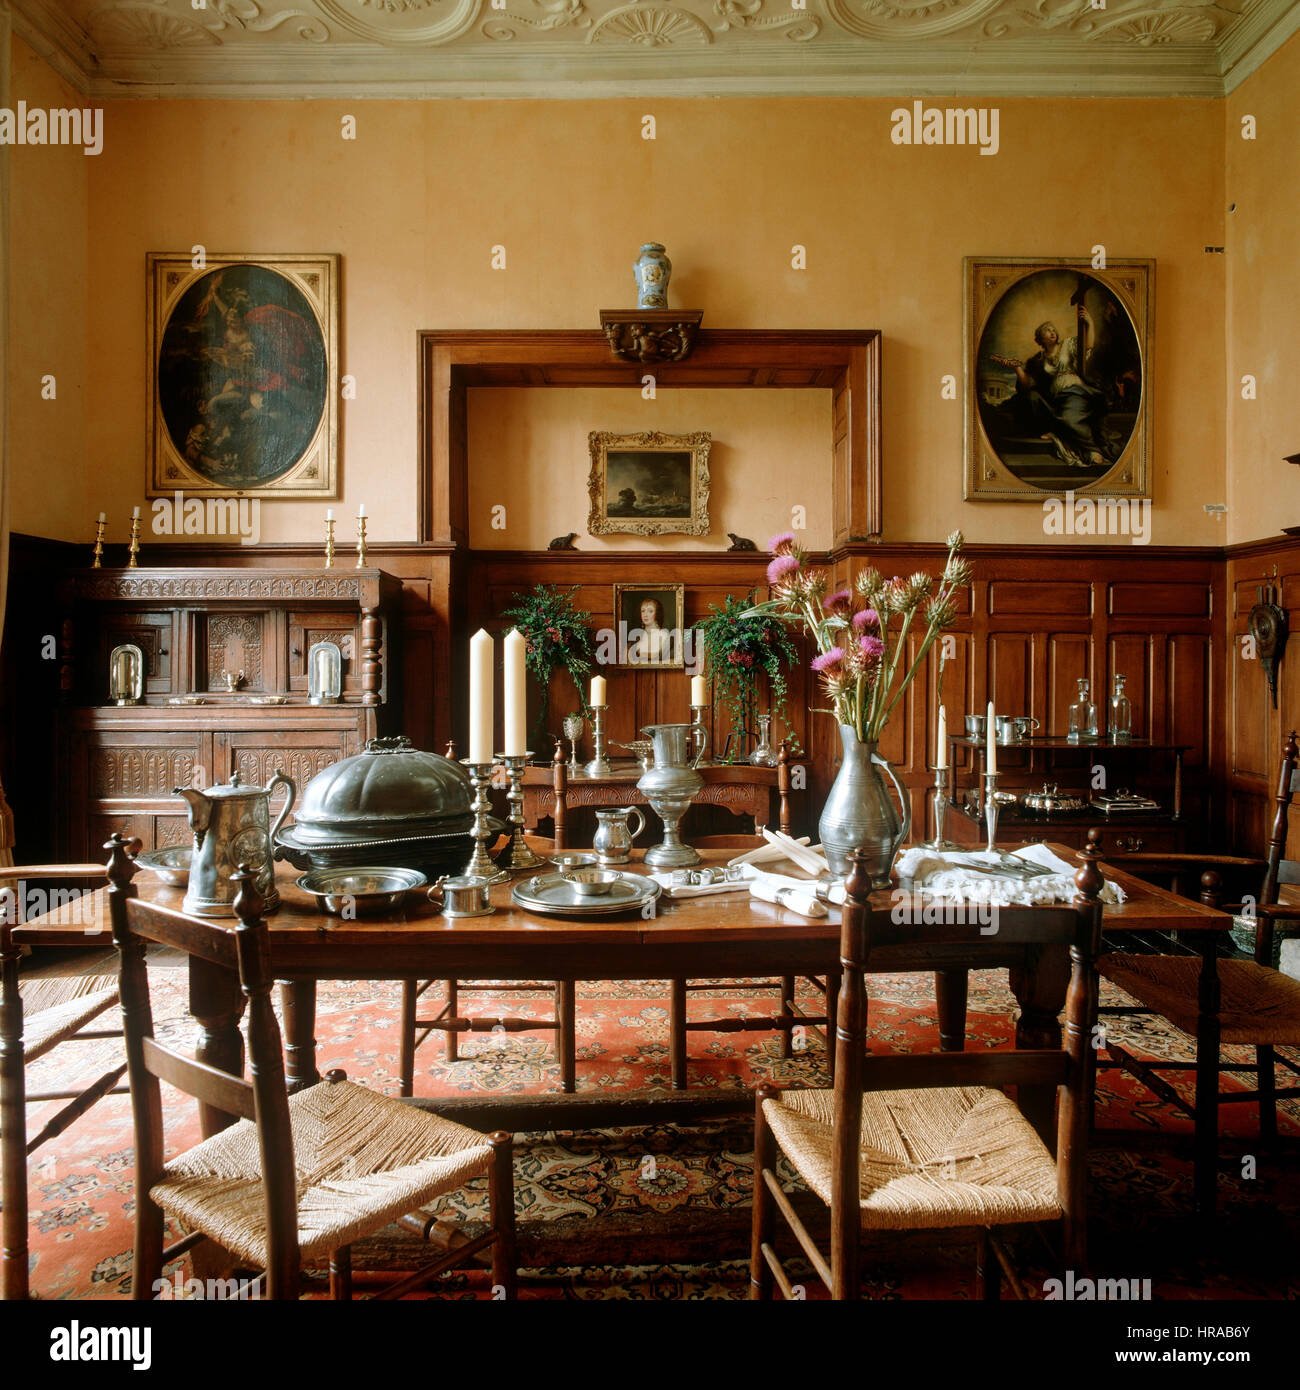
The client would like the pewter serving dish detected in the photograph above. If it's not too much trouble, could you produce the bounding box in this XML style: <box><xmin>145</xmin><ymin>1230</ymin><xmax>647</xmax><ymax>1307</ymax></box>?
<box><xmin>511</xmin><ymin>871</ymin><xmax>661</xmax><ymax>917</ymax></box>
<box><xmin>560</xmin><ymin>868</ymin><xmax>625</xmax><ymax>898</ymax></box>
<box><xmin>296</xmin><ymin>866</ymin><xmax>427</xmax><ymax>916</ymax></box>
<box><xmin>273</xmin><ymin>735</ymin><xmax>502</xmax><ymax>880</ymax></box>
<box><xmin>136</xmin><ymin>846</ymin><xmax>192</xmax><ymax>887</ymax></box>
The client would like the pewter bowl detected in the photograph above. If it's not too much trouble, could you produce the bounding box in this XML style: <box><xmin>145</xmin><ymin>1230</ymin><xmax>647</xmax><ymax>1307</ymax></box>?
<box><xmin>560</xmin><ymin>868</ymin><xmax>624</xmax><ymax>898</ymax></box>
<box><xmin>136</xmin><ymin>846</ymin><xmax>192</xmax><ymax>887</ymax></box>
<box><xmin>296</xmin><ymin>866</ymin><xmax>427</xmax><ymax>916</ymax></box>
<box><xmin>548</xmin><ymin>851</ymin><xmax>598</xmax><ymax>872</ymax></box>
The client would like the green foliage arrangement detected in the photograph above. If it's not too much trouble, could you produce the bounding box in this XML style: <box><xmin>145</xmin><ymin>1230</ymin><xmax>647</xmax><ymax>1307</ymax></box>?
<box><xmin>499</xmin><ymin>584</ymin><xmax>595</xmax><ymax>743</ymax></box>
<box><xmin>696</xmin><ymin>591</ymin><xmax>803</xmax><ymax>760</ymax></box>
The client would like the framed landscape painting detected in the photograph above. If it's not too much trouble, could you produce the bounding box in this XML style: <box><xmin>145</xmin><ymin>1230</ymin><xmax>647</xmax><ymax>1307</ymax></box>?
<box><xmin>964</xmin><ymin>257</ymin><xmax>1152</xmax><ymax>500</ymax></box>
<box><xmin>588</xmin><ymin>430</ymin><xmax>711</xmax><ymax>537</ymax></box>
<box><xmin>147</xmin><ymin>253</ymin><xmax>339</xmax><ymax>498</ymax></box>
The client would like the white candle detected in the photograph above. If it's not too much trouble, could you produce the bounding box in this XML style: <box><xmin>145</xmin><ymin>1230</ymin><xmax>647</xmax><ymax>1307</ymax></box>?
<box><xmin>936</xmin><ymin>704</ymin><xmax>948</xmax><ymax>769</ymax></box>
<box><xmin>326</xmin><ymin>508</ymin><xmax>334</xmax><ymax>521</ymax></box>
<box><xmin>357</xmin><ymin>503</ymin><xmax>366</xmax><ymax>518</ymax></box>
<box><xmin>503</xmin><ymin>628</ymin><xmax>527</xmax><ymax>756</ymax></box>
<box><xmin>97</xmin><ymin>511</ymin><xmax>105</xmax><ymax>523</ymax></box>
<box><xmin>986</xmin><ymin>699</ymin><xmax>997</xmax><ymax>775</ymax></box>
<box><xmin>591</xmin><ymin>674</ymin><xmax>607</xmax><ymax>706</ymax></box>
<box><xmin>131</xmin><ymin>505</ymin><xmax>140</xmax><ymax>519</ymax></box>
<box><xmin>468</xmin><ymin>629</ymin><xmax>494</xmax><ymax>765</ymax></box>
<box><xmin>691</xmin><ymin>673</ymin><xmax>707</xmax><ymax>706</ymax></box>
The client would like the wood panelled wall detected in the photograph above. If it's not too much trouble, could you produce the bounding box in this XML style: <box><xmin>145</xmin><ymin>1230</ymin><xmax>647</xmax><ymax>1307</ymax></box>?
<box><xmin>1223</xmin><ymin>536</ymin><xmax>1300</xmax><ymax>860</ymax></box>
<box><xmin>2</xmin><ymin>534</ymin><xmax>1232</xmax><ymax>861</ymax></box>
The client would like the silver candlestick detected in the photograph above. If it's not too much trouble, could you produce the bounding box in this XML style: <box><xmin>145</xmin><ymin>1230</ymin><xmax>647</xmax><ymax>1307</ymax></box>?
<box><xmin>921</xmin><ymin>765</ymin><xmax>958</xmax><ymax>852</ymax></box>
<box><xmin>983</xmin><ymin>770</ymin><xmax>1000</xmax><ymax>855</ymax></box>
<box><xmin>584</xmin><ymin>704</ymin><xmax>612</xmax><ymax>778</ymax></box>
<box><xmin>689</xmin><ymin>705</ymin><xmax>710</xmax><ymax>766</ymax></box>
<box><xmin>496</xmin><ymin>752</ymin><xmax>544</xmax><ymax>872</ymax></box>
<box><xmin>461</xmin><ymin>760</ymin><xmax>510</xmax><ymax>884</ymax></box>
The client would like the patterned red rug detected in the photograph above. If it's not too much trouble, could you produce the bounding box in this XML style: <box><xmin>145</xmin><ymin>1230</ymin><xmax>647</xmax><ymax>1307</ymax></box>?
<box><xmin>17</xmin><ymin>964</ymin><xmax>1300</xmax><ymax>1300</ymax></box>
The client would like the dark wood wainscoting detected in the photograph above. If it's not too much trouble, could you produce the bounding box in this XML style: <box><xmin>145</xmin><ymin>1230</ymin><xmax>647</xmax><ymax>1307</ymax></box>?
<box><xmin>3</xmin><ymin>535</ymin><xmax>1227</xmax><ymax>860</ymax></box>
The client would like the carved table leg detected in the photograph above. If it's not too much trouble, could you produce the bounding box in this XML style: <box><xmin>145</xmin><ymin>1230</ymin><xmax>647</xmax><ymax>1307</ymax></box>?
<box><xmin>935</xmin><ymin>969</ymin><xmax>969</xmax><ymax>1052</ymax></box>
<box><xmin>1009</xmin><ymin>944</ymin><xmax>1071</xmax><ymax>1150</ymax></box>
<box><xmin>280</xmin><ymin>981</ymin><xmax>320</xmax><ymax>1093</ymax></box>
<box><xmin>189</xmin><ymin>955</ymin><xmax>246</xmax><ymax>1139</ymax></box>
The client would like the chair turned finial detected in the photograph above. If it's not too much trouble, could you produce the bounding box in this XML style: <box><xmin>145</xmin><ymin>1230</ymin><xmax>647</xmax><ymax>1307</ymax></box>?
<box><xmin>553</xmin><ymin>741</ymin><xmax>565</xmax><ymax>767</ymax></box>
<box><xmin>231</xmin><ymin>862</ymin><xmax>267</xmax><ymax>929</ymax></box>
<box><xmin>104</xmin><ymin>832</ymin><xmax>140</xmax><ymax>892</ymax></box>
<box><xmin>844</xmin><ymin>848</ymin><xmax>872</xmax><ymax>907</ymax></box>
<box><xmin>1200</xmin><ymin>869</ymin><xmax>1223</xmax><ymax>910</ymax></box>
<box><xmin>1286</xmin><ymin>731</ymin><xmax>1298</xmax><ymax>763</ymax></box>
<box><xmin>1073</xmin><ymin>827</ymin><xmax>1105</xmax><ymax>903</ymax></box>
<box><xmin>445</xmin><ymin>739</ymin><xmax>458</xmax><ymax>761</ymax></box>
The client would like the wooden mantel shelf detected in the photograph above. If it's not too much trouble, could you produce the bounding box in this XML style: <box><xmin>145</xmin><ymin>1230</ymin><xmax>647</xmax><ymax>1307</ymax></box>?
<box><xmin>418</xmin><ymin>328</ymin><xmax>881</xmax><ymax>548</ymax></box>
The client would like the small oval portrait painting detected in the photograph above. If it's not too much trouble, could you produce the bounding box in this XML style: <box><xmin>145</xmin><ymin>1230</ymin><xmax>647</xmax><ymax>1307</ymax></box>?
<box><xmin>973</xmin><ymin>267</ymin><xmax>1144</xmax><ymax>494</ymax></box>
<box><xmin>155</xmin><ymin>263</ymin><xmax>330</xmax><ymax>491</ymax></box>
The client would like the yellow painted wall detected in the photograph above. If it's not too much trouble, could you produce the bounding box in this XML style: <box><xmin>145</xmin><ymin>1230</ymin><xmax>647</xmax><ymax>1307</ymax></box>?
<box><xmin>8</xmin><ymin>38</ymin><xmax>87</xmax><ymax>539</ymax></box>
<box><xmin>8</xmin><ymin>37</ymin><xmax>1246</xmax><ymax>547</ymax></box>
<box><xmin>467</xmin><ymin>388</ymin><xmax>832</xmax><ymax>551</ymax></box>
<box><xmin>1226</xmin><ymin>30</ymin><xmax>1300</xmax><ymax>547</ymax></box>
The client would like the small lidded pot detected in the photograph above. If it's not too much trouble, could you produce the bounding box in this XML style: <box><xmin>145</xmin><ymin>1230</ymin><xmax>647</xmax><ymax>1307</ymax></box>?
<box><xmin>428</xmin><ymin>873</ymin><xmax>494</xmax><ymax>918</ymax></box>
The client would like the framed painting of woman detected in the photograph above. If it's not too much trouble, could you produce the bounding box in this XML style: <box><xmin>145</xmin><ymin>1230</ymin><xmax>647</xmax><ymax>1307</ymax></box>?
<box><xmin>146</xmin><ymin>253</ymin><xmax>339</xmax><ymax>498</ymax></box>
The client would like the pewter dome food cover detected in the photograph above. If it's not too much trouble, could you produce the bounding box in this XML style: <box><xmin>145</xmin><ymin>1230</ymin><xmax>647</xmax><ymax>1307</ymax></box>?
<box><xmin>288</xmin><ymin>736</ymin><xmax>474</xmax><ymax>845</ymax></box>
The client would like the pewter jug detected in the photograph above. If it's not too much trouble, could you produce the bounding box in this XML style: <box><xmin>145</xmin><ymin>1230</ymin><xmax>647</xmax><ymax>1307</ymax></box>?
<box><xmin>174</xmin><ymin>769</ymin><xmax>295</xmax><ymax>916</ymax></box>
<box><xmin>818</xmin><ymin>725</ymin><xmax>911</xmax><ymax>887</ymax></box>
<box><xmin>637</xmin><ymin>723</ymin><xmax>706</xmax><ymax>868</ymax></box>
<box><xmin>592</xmin><ymin>806</ymin><xmax>647</xmax><ymax>866</ymax></box>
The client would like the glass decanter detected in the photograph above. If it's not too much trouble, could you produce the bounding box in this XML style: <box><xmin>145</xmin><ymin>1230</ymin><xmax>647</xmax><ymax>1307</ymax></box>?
<box><xmin>1109</xmin><ymin>673</ymin><xmax>1133</xmax><ymax>741</ymax></box>
<box><xmin>1067</xmin><ymin>678</ymin><xmax>1099</xmax><ymax>743</ymax></box>
<box><xmin>748</xmin><ymin>712</ymin><xmax>778</xmax><ymax>767</ymax></box>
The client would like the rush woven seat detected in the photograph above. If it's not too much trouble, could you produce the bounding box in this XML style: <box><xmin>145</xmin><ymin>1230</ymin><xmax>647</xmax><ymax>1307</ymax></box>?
<box><xmin>21</xmin><ymin>984</ymin><xmax>119</xmax><ymax>1063</ymax></box>
<box><xmin>152</xmin><ymin>1077</ymin><xmax>495</xmax><ymax>1268</ymax></box>
<box><xmin>1101</xmin><ymin>954</ymin><xmax>1300</xmax><ymax>1045</ymax></box>
<box><xmin>761</xmin><ymin>1084</ymin><xmax>1060</xmax><ymax>1231</ymax></box>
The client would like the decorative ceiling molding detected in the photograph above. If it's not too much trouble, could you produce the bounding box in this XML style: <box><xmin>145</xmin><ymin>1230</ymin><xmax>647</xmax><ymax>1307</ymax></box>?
<box><xmin>8</xmin><ymin>0</ymin><xmax>1300</xmax><ymax>98</ymax></box>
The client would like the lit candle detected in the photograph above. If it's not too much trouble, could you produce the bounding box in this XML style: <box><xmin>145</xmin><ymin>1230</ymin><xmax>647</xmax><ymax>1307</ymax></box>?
<box><xmin>357</xmin><ymin>503</ymin><xmax>366</xmax><ymax>518</ymax></box>
<box><xmin>936</xmin><ymin>704</ymin><xmax>947</xmax><ymax>769</ymax></box>
<box><xmin>326</xmin><ymin>508</ymin><xmax>334</xmax><ymax>521</ymax></box>
<box><xmin>986</xmin><ymin>699</ymin><xmax>997</xmax><ymax>775</ymax></box>
<box><xmin>468</xmin><ymin>629</ymin><xmax>494</xmax><ymax>765</ymax></box>
<box><xmin>131</xmin><ymin>505</ymin><xmax>140</xmax><ymax>519</ymax></box>
<box><xmin>691</xmin><ymin>673</ymin><xmax>707</xmax><ymax>706</ymax></box>
<box><xmin>503</xmin><ymin>628</ymin><xmax>527</xmax><ymax>756</ymax></box>
<box><xmin>591</xmin><ymin>674</ymin><xmax>607</xmax><ymax>706</ymax></box>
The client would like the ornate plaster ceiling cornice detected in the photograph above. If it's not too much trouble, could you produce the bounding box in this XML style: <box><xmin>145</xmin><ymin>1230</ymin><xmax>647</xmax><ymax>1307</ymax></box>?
<box><xmin>9</xmin><ymin>0</ymin><xmax>1300</xmax><ymax>99</ymax></box>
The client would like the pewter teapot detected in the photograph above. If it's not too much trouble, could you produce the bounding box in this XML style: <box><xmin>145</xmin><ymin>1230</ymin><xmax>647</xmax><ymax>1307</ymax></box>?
<box><xmin>174</xmin><ymin>769</ymin><xmax>296</xmax><ymax>917</ymax></box>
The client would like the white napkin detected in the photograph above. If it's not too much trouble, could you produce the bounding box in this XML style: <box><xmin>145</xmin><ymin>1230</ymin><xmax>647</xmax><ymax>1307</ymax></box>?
<box><xmin>892</xmin><ymin>842</ymin><xmax>1124</xmax><ymax>907</ymax></box>
<box><xmin>749</xmin><ymin>875</ymin><xmax>829</xmax><ymax>918</ymax></box>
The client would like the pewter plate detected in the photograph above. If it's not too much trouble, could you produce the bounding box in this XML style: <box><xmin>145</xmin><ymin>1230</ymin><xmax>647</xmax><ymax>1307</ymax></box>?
<box><xmin>511</xmin><ymin>871</ymin><xmax>661</xmax><ymax>917</ymax></box>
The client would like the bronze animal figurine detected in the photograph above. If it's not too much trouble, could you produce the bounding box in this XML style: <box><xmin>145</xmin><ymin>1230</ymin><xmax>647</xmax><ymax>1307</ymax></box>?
<box><xmin>548</xmin><ymin>533</ymin><xmax>579</xmax><ymax>550</ymax></box>
<box><xmin>726</xmin><ymin>534</ymin><xmax>758</xmax><ymax>552</ymax></box>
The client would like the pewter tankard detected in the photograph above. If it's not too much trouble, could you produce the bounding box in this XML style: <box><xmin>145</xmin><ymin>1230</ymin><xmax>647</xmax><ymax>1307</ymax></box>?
<box><xmin>593</xmin><ymin>806</ymin><xmax>646</xmax><ymax>866</ymax></box>
<box><xmin>174</xmin><ymin>769</ymin><xmax>296</xmax><ymax>916</ymax></box>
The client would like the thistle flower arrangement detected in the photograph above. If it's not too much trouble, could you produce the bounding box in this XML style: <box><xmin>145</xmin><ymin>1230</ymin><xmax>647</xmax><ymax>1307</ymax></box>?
<box><xmin>747</xmin><ymin>530</ymin><xmax>971</xmax><ymax>745</ymax></box>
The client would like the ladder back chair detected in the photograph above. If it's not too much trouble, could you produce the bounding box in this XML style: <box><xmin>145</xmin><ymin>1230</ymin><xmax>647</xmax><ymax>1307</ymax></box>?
<box><xmin>1</xmin><ymin>853</ymin><xmax>136</xmax><ymax>1301</ymax></box>
<box><xmin>105</xmin><ymin>834</ymin><xmax>516</xmax><ymax>1301</ymax></box>
<box><xmin>751</xmin><ymin>842</ymin><xmax>1104</xmax><ymax>1301</ymax></box>
<box><xmin>1096</xmin><ymin>731</ymin><xmax>1300</xmax><ymax>1215</ymax></box>
<box><xmin>400</xmin><ymin>741</ymin><xmax>574</xmax><ymax>1097</ymax></box>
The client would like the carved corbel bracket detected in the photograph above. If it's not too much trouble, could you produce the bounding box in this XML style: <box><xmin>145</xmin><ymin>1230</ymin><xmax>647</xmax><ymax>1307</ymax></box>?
<box><xmin>599</xmin><ymin>308</ymin><xmax>703</xmax><ymax>363</ymax></box>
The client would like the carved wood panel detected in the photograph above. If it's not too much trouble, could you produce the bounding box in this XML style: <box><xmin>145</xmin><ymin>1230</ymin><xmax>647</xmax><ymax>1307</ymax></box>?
<box><xmin>229</xmin><ymin>743</ymin><xmax>354</xmax><ymax>802</ymax></box>
<box><xmin>201</xmin><ymin>612</ymin><xmax>266</xmax><ymax>691</ymax></box>
<box><xmin>90</xmin><ymin>744</ymin><xmax>199</xmax><ymax>797</ymax></box>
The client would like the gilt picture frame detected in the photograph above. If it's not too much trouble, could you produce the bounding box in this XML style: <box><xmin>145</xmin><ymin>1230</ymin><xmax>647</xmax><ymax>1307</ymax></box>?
<box><xmin>588</xmin><ymin>430</ymin><xmax>711</xmax><ymax>537</ymax></box>
<box><xmin>964</xmin><ymin>257</ymin><xmax>1152</xmax><ymax>501</ymax></box>
<box><xmin>611</xmin><ymin>583</ymin><xmax>687</xmax><ymax>669</ymax></box>
<box><xmin>147</xmin><ymin>252</ymin><xmax>339</xmax><ymax>498</ymax></box>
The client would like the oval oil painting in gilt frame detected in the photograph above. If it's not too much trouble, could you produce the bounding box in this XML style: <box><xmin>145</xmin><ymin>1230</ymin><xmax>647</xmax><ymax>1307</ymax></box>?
<box><xmin>147</xmin><ymin>254</ymin><xmax>338</xmax><ymax>498</ymax></box>
<box><xmin>964</xmin><ymin>258</ymin><xmax>1152</xmax><ymax>500</ymax></box>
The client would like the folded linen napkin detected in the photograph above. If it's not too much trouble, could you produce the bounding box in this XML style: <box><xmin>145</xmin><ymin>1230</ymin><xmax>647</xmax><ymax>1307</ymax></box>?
<box><xmin>650</xmin><ymin>860</ymin><xmax>830</xmax><ymax>900</ymax></box>
<box><xmin>892</xmin><ymin>842</ymin><xmax>1124</xmax><ymax>907</ymax></box>
<box><xmin>748</xmin><ymin>875</ymin><xmax>829</xmax><ymax>919</ymax></box>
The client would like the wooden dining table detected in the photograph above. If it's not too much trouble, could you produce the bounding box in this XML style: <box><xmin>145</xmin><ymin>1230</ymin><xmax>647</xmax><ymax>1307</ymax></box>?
<box><xmin>14</xmin><ymin>844</ymin><xmax>1231</xmax><ymax>1151</ymax></box>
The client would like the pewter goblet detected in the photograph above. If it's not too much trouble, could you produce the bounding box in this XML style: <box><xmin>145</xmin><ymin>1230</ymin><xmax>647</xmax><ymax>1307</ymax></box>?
<box><xmin>562</xmin><ymin>713</ymin><xmax>585</xmax><ymax>775</ymax></box>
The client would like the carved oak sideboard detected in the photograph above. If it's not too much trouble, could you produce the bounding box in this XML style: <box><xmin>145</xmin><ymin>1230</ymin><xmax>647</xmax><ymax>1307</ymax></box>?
<box><xmin>56</xmin><ymin>567</ymin><xmax>401</xmax><ymax>860</ymax></box>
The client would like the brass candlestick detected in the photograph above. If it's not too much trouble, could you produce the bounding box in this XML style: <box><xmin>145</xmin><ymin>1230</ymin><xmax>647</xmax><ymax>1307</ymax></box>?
<box><xmin>324</xmin><ymin>517</ymin><xmax>336</xmax><ymax>569</ymax></box>
<box><xmin>355</xmin><ymin>514</ymin><xmax>368</xmax><ymax>568</ymax></box>
<box><xmin>91</xmin><ymin>517</ymin><xmax>106</xmax><ymax>568</ymax></box>
<box><xmin>496</xmin><ymin>752</ymin><xmax>544</xmax><ymax>872</ymax></box>
<box><xmin>127</xmin><ymin>514</ymin><xmax>141</xmax><ymax>568</ymax></box>
<box><xmin>461</xmin><ymin>760</ymin><xmax>509</xmax><ymax>884</ymax></box>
